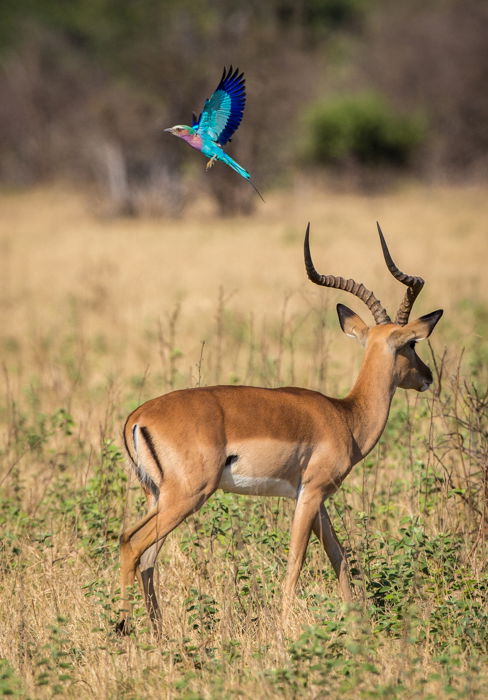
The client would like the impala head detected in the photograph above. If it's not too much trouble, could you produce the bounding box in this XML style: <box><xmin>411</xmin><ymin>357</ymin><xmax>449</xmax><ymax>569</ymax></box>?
<box><xmin>304</xmin><ymin>223</ymin><xmax>443</xmax><ymax>393</ymax></box>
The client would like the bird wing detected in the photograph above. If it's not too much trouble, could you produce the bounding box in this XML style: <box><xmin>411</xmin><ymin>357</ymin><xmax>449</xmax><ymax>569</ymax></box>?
<box><xmin>194</xmin><ymin>66</ymin><xmax>246</xmax><ymax>146</ymax></box>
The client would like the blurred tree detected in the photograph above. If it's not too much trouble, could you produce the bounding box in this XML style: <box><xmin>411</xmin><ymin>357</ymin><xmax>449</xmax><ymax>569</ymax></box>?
<box><xmin>359</xmin><ymin>0</ymin><xmax>488</xmax><ymax>176</ymax></box>
<box><xmin>0</xmin><ymin>0</ymin><xmax>486</xmax><ymax>214</ymax></box>
<box><xmin>0</xmin><ymin>0</ymin><xmax>320</xmax><ymax>214</ymax></box>
<box><xmin>304</xmin><ymin>92</ymin><xmax>426</xmax><ymax>168</ymax></box>
<box><xmin>276</xmin><ymin>0</ymin><xmax>368</xmax><ymax>37</ymax></box>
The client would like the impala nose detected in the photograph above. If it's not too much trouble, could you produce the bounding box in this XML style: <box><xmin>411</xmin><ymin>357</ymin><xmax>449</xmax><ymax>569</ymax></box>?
<box><xmin>419</xmin><ymin>370</ymin><xmax>433</xmax><ymax>392</ymax></box>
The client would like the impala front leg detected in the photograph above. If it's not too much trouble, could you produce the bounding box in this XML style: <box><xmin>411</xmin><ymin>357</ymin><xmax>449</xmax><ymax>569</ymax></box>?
<box><xmin>282</xmin><ymin>489</ymin><xmax>324</xmax><ymax>618</ymax></box>
<box><xmin>312</xmin><ymin>503</ymin><xmax>353</xmax><ymax>603</ymax></box>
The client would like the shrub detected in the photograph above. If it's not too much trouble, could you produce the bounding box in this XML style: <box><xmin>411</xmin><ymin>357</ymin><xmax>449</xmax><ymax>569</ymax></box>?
<box><xmin>304</xmin><ymin>92</ymin><xmax>427</xmax><ymax>168</ymax></box>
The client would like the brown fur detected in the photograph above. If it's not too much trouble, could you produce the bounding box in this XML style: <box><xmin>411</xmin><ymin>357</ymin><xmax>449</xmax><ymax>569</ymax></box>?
<box><xmin>117</xmin><ymin>234</ymin><xmax>443</xmax><ymax>634</ymax></box>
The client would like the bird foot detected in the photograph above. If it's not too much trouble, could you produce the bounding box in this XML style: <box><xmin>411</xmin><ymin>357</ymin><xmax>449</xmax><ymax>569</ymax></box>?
<box><xmin>206</xmin><ymin>156</ymin><xmax>217</xmax><ymax>171</ymax></box>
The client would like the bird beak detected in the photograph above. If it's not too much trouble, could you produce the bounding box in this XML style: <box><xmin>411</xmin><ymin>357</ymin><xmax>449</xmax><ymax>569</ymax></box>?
<box><xmin>164</xmin><ymin>127</ymin><xmax>173</xmax><ymax>133</ymax></box>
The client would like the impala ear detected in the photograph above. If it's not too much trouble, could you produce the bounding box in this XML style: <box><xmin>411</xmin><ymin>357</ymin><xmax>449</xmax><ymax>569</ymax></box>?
<box><xmin>337</xmin><ymin>304</ymin><xmax>369</xmax><ymax>345</ymax></box>
<box><xmin>390</xmin><ymin>309</ymin><xmax>444</xmax><ymax>348</ymax></box>
<box><xmin>405</xmin><ymin>309</ymin><xmax>444</xmax><ymax>341</ymax></box>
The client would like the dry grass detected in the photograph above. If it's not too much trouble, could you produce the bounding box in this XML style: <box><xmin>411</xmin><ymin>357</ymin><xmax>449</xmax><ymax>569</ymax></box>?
<box><xmin>0</xmin><ymin>182</ymin><xmax>487</xmax><ymax>698</ymax></box>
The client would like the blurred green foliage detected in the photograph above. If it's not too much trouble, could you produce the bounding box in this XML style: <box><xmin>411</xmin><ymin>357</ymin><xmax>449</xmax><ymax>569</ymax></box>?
<box><xmin>277</xmin><ymin>0</ymin><xmax>367</xmax><ymax>32</ymax></box>
<box><xmin>304</xmin><ymin>92</ymin><xmax>427</xmax><ymax>167</ymax></box>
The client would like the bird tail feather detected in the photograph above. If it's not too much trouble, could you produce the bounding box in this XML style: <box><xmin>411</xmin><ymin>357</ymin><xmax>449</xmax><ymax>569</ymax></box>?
<box><xmin>221</xmin><ymin>152</ymin><xmax>251</xmax><ymax>180</ymax></box>
<box><xmin>221</xmin><ymin>153</ymin><xmax>265</xmax><ymax>202</ymax></box>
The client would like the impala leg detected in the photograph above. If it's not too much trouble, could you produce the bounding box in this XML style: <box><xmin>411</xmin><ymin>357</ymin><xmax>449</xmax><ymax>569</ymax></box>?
<box><xmin>136</xmin><ymin>539</ymin><xmax>166</xmax><ymax>630</ymax></box>
<box><xmin>117</xmin><ymin>488</ymin><xmax>209</xmax><ymax>634</ymax></box>
<box><xmin>282</xmin><ymin>490</ymin><xmax>323</xmax><ymax>617</ymax></box>
<box><xmin>117</xmin><ymin>506</ymin><xmax>160</xmax><ymax>635</ymax></box>
<box><xmin>133</xmin><ymin>494</ymin><xmax>165</xmax><ymax>630</ymax></box>
<box><xmin>312</xmin><ymin>503</ymin><xmax>353</xmax><ymax>603</ymax></box>
<box><xmin>134</xmin><ymin>491</ymin><xmax>167</xmax><ymax>630</ymax></box>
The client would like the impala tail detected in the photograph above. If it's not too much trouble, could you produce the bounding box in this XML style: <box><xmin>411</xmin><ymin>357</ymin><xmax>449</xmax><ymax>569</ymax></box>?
<box><xmin>123</xmin><ymin>420</ymin><xmax>161</xmax><ymax>500</ymax></box>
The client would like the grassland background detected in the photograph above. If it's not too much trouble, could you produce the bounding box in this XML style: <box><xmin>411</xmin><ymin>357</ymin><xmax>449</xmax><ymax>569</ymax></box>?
<box><xmin>0</xmin><ymin>183</ymin><xmax>487</xmax><ymax>698</ymax></box>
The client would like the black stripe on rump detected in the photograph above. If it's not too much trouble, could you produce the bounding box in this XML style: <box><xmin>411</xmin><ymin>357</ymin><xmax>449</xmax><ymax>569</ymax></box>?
<box><xmin>140</xmin><ymin>426</ymin><xmax>164</xmax><ymax>481</ymax></box>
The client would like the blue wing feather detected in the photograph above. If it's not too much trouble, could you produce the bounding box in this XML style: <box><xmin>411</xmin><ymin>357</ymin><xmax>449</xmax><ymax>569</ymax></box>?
<box><xmin>194</xmin><ymin>66</ymin><xmax>246</xmax><ymax>146</ymax></box>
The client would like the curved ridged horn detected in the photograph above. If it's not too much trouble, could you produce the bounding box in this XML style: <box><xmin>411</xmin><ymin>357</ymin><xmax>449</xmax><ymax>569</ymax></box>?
<box><xmin>376</xmin><ymin>222</ymin><xmax>424</xmax><ymax>326</ymax></box>
<box><xmin>304</xmin><ymin>223</ymin><xmax>391</xmax><ymax>325</ymax></box>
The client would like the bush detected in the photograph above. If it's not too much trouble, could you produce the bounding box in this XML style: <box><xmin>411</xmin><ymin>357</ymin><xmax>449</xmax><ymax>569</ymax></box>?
<box><xmin>304</xmin><ymin>92</ymin><xmax>427</xmax><ymax>168</ymax></box>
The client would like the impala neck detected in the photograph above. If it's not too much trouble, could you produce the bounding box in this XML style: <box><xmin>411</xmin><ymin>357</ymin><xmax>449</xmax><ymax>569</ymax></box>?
<box><xmin>342</xmin><ymin>343</ymin><xmax>397</xmax><ymax>459</ymax></box>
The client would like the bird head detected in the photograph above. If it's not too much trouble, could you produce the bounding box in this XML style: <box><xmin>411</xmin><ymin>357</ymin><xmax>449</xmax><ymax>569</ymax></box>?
<box><xmin>164</xmin><ymin>125</ymin><xmax>193</xmax><ymax>139</ymax></box>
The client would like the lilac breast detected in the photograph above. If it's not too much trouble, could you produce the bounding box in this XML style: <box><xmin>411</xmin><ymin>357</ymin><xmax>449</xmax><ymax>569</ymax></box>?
<box><xmin>181</xmin><ymin>132</ymin><xmax>204</xmax><ymax>151</ymax></box>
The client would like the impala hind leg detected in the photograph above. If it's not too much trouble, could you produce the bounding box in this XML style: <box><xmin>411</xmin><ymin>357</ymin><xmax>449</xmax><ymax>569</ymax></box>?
<box><xmin>282</xmin><ymin>490</ymin><xmax>323</xmax><ymax>618</ymax></box>
<box><xmin>117</xmin><ymin>488</ymin><xmax>210</xmax><ymax>634</ymax></box>
<box><xmin>133</xmin><ymin>494</ymin><xmax>165</xmax><ymax>630</ymax></box>
<box><xmin>312</xmin><ymin>503</ymin><xmax>353</xmax><ymax>603</ymax></box>
<box><xmin>135</xmin><ymin>535</ymin><xmax>166</xmax><ymax>630</ymax></box>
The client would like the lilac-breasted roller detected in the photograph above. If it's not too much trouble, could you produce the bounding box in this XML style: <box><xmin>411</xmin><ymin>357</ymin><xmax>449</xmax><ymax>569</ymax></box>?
<box><xmin>165</xmin><ymin>66</ymin><xmax>264</xmax><ymax>200</ymax></box>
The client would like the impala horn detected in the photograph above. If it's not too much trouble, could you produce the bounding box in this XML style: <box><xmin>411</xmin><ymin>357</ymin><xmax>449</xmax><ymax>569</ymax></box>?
<box><xmin>304</xmin><ymin>223</ymin><xmax>391</xmax><ymax>325</ymax></box>
<box><xmin>376</xmin><ymin>222</ymin><xmax>424</xmax><ymax>326</ymax></box>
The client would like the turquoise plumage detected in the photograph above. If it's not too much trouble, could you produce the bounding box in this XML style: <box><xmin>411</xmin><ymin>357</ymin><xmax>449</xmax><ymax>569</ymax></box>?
<box><xmin>165</xmin><ymin>66</ymin><xmax>264</xmax><ymax>201</ymax></box>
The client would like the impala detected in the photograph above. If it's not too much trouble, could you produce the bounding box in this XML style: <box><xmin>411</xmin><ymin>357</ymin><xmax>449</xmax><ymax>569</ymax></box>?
<box><xmin>117</xmin><ymin>223</ymin><xmax>443</xmax><ymax>634</ymax></box>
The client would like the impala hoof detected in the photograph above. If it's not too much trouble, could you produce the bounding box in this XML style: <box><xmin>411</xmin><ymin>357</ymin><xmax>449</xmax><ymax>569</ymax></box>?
<box><xmin>115</xmin><ymin>618</ymin><xmax>130</xmax><ymax>636</ymax></box>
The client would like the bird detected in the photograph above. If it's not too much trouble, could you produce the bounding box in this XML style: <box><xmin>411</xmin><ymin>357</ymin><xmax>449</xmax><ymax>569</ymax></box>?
<box><xmin>164</xmin><ymin>66</ymin><xmax>264</xmax><ymax>201</ymax></box>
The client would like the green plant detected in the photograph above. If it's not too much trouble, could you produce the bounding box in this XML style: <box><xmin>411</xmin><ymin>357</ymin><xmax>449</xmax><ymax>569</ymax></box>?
<box><xmin>35</xmin><ymin>618</ymin><xmax>74</xmax><ymax>695</ymax></box>
<box><xmin>78</xmin><ymin>440</ymin><xmax>127</xmax><ymax>562</ymax></box>
<box><xmin>185</xmin><ymin>588</ymin><xmax>219</xmax><ymax>633</ymax></box>
<box><xmin>304</xmin><ymin>92</ymin><xmax>427</xmax><ymax>168</ymax></box>
<box><xmin>0</xmin><ymin>657</ymin><xmax>24</xmax><ymax>697</ymax></box>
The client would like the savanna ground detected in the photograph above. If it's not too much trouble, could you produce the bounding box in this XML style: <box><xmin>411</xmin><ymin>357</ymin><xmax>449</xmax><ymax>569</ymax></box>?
<box><xmin>0</xmin><ymin>182</ymin><xmax>487</xmax><ymax>698</ymax></box>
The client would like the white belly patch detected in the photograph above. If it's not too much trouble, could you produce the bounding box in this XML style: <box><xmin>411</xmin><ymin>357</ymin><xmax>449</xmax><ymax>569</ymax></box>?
<box><xmin>218</xmin><ymin>465</ymin><xmax>297</xmax><ymax>498</ymax></box>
